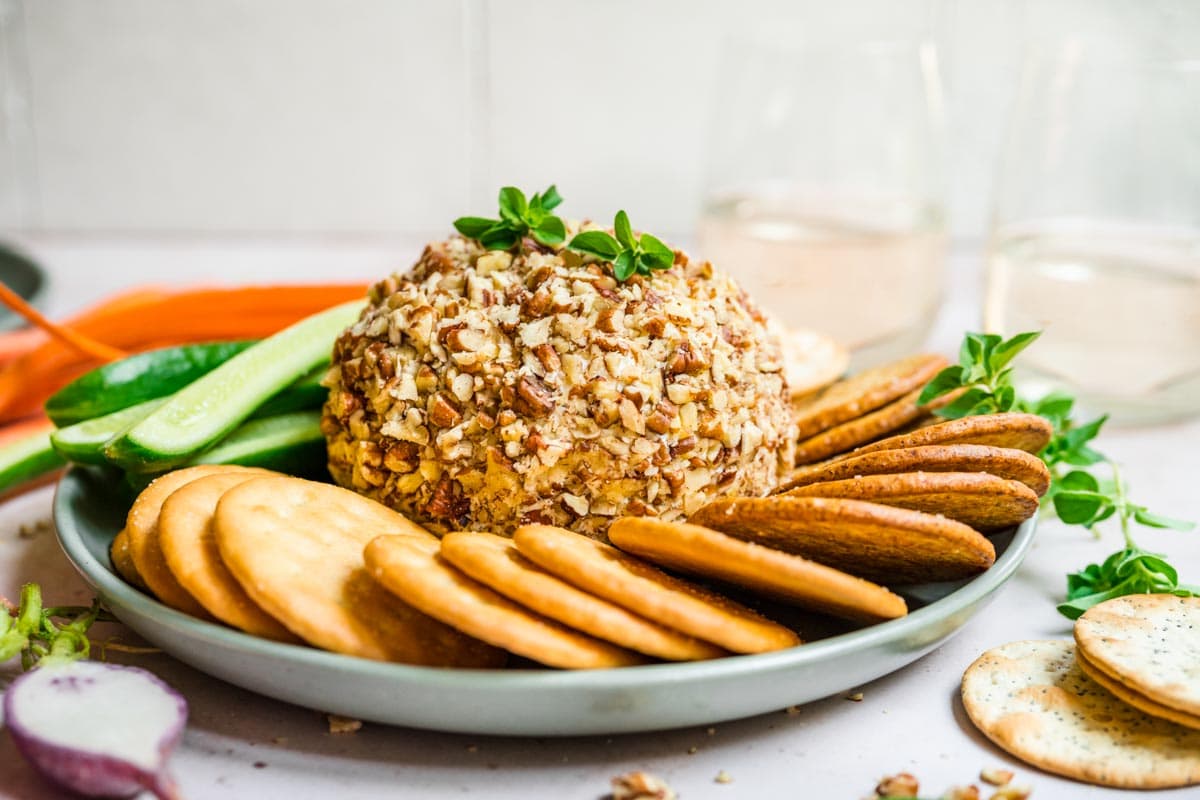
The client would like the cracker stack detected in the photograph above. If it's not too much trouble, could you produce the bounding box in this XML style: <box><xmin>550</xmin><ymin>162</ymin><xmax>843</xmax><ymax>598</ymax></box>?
<box><xmin>961</xmin><ymin>595</ymin><xmax>1200</xmax><ymax>789</ymax></box>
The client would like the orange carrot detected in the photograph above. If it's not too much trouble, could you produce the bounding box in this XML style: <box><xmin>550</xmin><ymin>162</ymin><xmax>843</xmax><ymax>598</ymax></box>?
<box><xmin>0</xmin><ymin>281</ymin><xmax>127</xmax><ymax>361</ymax></box>
<box><xmin>0</xmin><ymin>283</ymin><xmax>367</xmax><ymax>424</ymax></box>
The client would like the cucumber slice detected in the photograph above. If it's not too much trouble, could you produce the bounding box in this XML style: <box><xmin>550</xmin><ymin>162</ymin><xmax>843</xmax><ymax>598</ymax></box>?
<box><xmin>45</xmin><ymin>341</ymin><xmax>257</xmax><ymax>426</ymax></box>
<box><xmin>253</xmin><ymin>364</ymin><xmax>329</xmax><ymax>418</ymax></box>
<box><xmin>50</xmin><ymin>398</ymin><xmax>167</xmax><ymax>465</ymax></box>
<box><xmin>0</xmin><ymin>430</ymin><xmax>65</xmax><ymax>495</ymax></box>
<box><xmin>188</xmin><ymin>410</ymin><xmax>327</xmax><ymax>476</ymax></box>
<box><xmin>106</xmin><ymin>301</ymin><xmax>360</xmax><ymax>471</ymax></box>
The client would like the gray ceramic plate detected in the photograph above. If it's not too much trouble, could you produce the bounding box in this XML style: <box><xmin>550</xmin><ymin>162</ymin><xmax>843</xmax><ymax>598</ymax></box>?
<box><xmin>53</xmin><ymin>466</ymin><xmax>1036</xmax><ymax>736</ymax></box>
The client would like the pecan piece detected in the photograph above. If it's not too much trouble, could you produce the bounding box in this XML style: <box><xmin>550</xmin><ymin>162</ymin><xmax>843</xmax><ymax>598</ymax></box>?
<box><xmin>427</xmin><ymin>392</ymin><xmax>463</xmax><ymax>428</ymax></box>
<box><xmin>513</xmin><ymin>374</ymin><xmax>555</xmax><ymax>418</ymax></box>
<box><xmin>424</xmin><ymin>474</ymin><xmax>470</xmax><ymax>525</ymax></box>
<box><xmin>533</xmin><ymin>343</ymin><xmax>561</xmax><ymax>373</ymax></box>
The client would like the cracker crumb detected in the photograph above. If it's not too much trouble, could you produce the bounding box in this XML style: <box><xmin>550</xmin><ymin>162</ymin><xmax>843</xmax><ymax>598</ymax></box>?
<box><xmin>611</xmin><ymin>771</ymin><xmax>676</xmax><ymax>800</ymax></box>
<box><xmin>326</xmin><ymin>714</ymin><xmax>362</xmax><ymax>734</ymax></box>
<box><xmin>943</xmin><ymin>785</ymin><xmax>980</xmax><ymax>800</ymax></box>
<box><xmin>17</xmin><ymin>520</ymin><xmax>51</xmax><ymax>539</ymax></box>
<box><xmin>785</xmin><ymin>705</ymin><xmax>802</xmax><ymax>715</ymax></box>
<box><xmin>988</xmin><ymin>786</ymin><xmax>1031</xmax><ymax>800</ymax></box>
<box><xmin>847</xmin><ymin>692</ymin><xmax>864</xmax><ymax>702</ymax></box>
<box><xmin>687</xmin><ymin>746</ymin><xmax>698</xmax><ymax>755</ymax></box>
<box><xmin>875</xmin><ymin>772</ymin><xmax>920</xmax><ymax>797</ymax></box>
<box><xmin>714</xmin><ymin>770</ymin><xmax>733</xmax><ymax>784</ymax></box>
<box><xmin>979</xmin><ymin>768</ymin><xmax>1014</xmax><ymax>786</ymax></box>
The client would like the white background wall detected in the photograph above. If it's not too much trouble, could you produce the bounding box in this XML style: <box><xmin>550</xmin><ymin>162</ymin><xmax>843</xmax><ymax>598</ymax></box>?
<box><xmin>0</xmin><ymin>0</ymin><xmax>1196</xmax><ymax>241</ymax></box>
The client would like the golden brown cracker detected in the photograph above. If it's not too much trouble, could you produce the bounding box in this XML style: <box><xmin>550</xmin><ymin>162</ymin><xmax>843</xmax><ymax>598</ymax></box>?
<box><xmin>793</xmin><ymin>388</ymin><xmax>929</xmax><ymax>465</ymax></box>
<box><xmin>838</xmin><ymin>413</ymin><xmax>1054</xmax><ymax>460</ymax></box>
<box><xmin>791</xmin><ymin>353</ymin><xmax>947</xmax><ymax>440</ymax></box>
<box><xmin>513</xmin><ymin>524</ymin><xmax>800</xmax><ymax>654</ymax></box>
<box><xmin>213</xmin><ymin>476</ymin><xmax>503</xmax><ymax>667</ymax></box>
<box><xmin>158</xmin><ymin>472</ymin><xmax>300</xmax><ymax>643</ymax></box>
<box><xmin>1076</xmin><ymin>647</ymin><xmax>1200</xmax><ymax>731</ymax></box>
<box><xmin>778</xmin><ymin>444</ymin><xmax>1051</xmax><ymax>497</ymax></box>
<box><xmin>1074</xmin><ymin>594</ymin><xmax>1200</xmax><ymax>721</ymax></box>
<box><xmin>440</xmin><ymin>531</ymin><xmax>724</xmax><ymax>661</ymax></box>
<box><xmin>608</xmin><ymin>517</ymin><xmax>907</xmax><ymax>624</ymax></box>
<box><xmin>125</xmin><ymin>465</ymin><xmax>265</xmax><ymax>618</ymax></box>
<box><xmin>689</xmin><ymin>495</ymin><xmax>995</xmax><ymax>584</ymax></box>
<box><xmin>961</xmin><ymin>639</ymin><xmax>1200</xmax><ymax>789</ymax></box>
<box><xmin>367</xmin><ymin>534</ymin><xmax>643</xmax><ymax>668</ymax></box>
<box><xmin>109</xmin><ymin>528</ymin><xmax>147</xmax><ymax>591</ymax></box>
<box><xmin>783</xmin><ymin>472</ymin><xmax>1040</xmax><ymax>530</ymax></box>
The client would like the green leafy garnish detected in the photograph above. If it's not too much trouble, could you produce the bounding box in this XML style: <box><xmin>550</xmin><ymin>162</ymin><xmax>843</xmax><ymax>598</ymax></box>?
<box><xmin>567</xmin><ymin>210</ymin><xmax>675</xmax><ymax>281</ymax></box>
<box><xmin>1</xmin><ymin>583</ymin><xmax>110</xmax><ymax>670</ymax></box>
<box><xmin>454</xmin><ymin>185</ymin><xmax>566</xmax><ymax>250</ymax></box>
<box><xmin>925</xmin><ymin>330</ymin><xmax>1196</xmax><ymax>619</ymax></box>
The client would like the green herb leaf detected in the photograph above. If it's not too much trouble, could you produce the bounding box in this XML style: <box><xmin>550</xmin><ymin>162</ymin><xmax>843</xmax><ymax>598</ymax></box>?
<box><xmin>917</xmin><ymin>365</ymin><xmax>964</xmax><ymax>405</ymax></box>
<box><xmin>455</xmin><ymin>186</ymin><xmax>567</xmax><ymax>252</ymax></box>
<box><xmin>987</xmin><ymin>330</ymin><xmax>1041</xmax><ymax>373</ymax></box>
<box><xmin>613</xmin><ymin>250</ymin><xmax>636</xmax><ymax>281</ymax></box>
<box><xmin>498</xmin><ymin>187</ymin><xmax>528</xmax><ymax>224</ymax></box>
<box><xmin>1132</xmin><ymin>508</ymin><xmax>1196</xmax><ymax>531</ymax></box>
<box><xmin>568</xmin><ymin>230</ymin><xmax>622</xmax><ymax>260</ymax></box>
<box><xmin>453</xmin><ymin>216</ymin><xmax>497</xmax><ymax>238</ymax></box>
<box><xmin>538</xmin><ymin>184</ymin><xmax>563</xmax><ymax>212</ymax></box>
<box><xmin>533</xmin><ymin>216</ymin><xmax>566</xmax><ymax>246</ymax></box>
<box><xmin>614</xmin><ymin>210</ymin><xmax>635</xmax><ymax>249</ymax></box>
<box><xmin>639</xmin><ymin>233</ymin><xmax>675</xmax><ymax>267</ymax></box>
<box><xmin>479</xmin><ymin>227</ymin><xmax>519</xmax><ymax>250</ymax></box>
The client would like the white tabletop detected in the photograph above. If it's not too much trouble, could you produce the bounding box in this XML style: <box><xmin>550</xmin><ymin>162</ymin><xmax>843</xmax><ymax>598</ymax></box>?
<box><xmin>1</xmin><ymin>236</ymin><xmax>1197</xmax><ymax>800</ymax></box>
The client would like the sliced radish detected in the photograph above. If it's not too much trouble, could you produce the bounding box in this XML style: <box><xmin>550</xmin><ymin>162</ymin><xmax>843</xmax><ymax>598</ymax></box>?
<box><xmin>4</xmin><ymin>660</ymin><xmax>187</xmax><ymax>799</ymax></box>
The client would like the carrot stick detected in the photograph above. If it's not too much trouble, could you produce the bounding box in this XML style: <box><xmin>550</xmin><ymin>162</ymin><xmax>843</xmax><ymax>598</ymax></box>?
<box><xmin>0</xmin><ymin>281</ymin><xmax>127</xmax><ymax>361</ymax></box>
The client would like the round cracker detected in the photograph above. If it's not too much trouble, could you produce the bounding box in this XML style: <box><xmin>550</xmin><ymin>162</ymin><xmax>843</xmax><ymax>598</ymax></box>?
<box><xmin>213</xmin><ymin>476</ymin><xmax>503</xmax><ymax>667</ymax></box>
<box><xmin>791</xmin><ymin>353</ymin><xmax>947</xmax><ymax>440</ymax></box>
<box><xmin>783</xmin><ymin>472</ymin><xmax>1040</xmax><ymax>531</ymax></box>
<box><xmin>775</xmin><ymin>325</ymin><xmax>849</xmax><ymax>398</ymax></box>
<box><xmin>838</xmin><ymin>413</ymin><xmax>1054</xmax><ymax>460</ymax></box>
<box><xmin>126</xmin><ymin>465</ymin><xmax>267</xmax><ymax>618</ymax></box>
<box><xmin>440</xmin><ymin>532</ymin><xmax>725</xmax><ymax>661</ymax></box>
<box><xmin>608</xmin><ymin>518</ymin><xmax>907</xmax><ymax>624</ymax></box>
<box><xmin>794</xmin><ymin>388</ymin><xmax>929</xmax><ymax>465</ymax></box>
<box><xmin>1074</xmin><ymin>594</ymin><xmax>1200</xmax><ymax>720</ymax></box>
<box><xmin>961</xmin><ymin>639</ymin><xmax>1200</xmax><ymax>789</ymax></box>
<box><xmin>109</xmin><ymin>528</ymin><xmax>147</xmax><ymax>591</ymax></box>
<box><xmin>366</xmin><ymin>534</ymin><xmax>644</xmax><ymax>669</ymax></box>
<box><xmin>1076</xmin><ymin>647</ymin><xmax>1200</xmax><ymax>731</ymax></box>
<box><xmin>513</xmin><ymin>524</ymin><xmax>800</xmax><ymax>654</ymax></box>
<box><xmin>689</xmin><ymin>495</ymin><xmax>995</xmax><ymax>584</ymax></box>
<box><xmin>158</xmin><ymin>472</ymin><xmax>300</xmax><ymax>643</ymax></box>
<box><xmin>777</xmin><ymin>444</ymin><xmax>1051</xmax><ymax>497</ymax></box>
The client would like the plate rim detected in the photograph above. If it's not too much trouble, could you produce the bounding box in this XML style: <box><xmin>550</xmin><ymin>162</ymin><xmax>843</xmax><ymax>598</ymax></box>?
<box><xmin>52</xmin><ymin>467</ymin><xmax>1037</xmax><ymax>690</ymax></box>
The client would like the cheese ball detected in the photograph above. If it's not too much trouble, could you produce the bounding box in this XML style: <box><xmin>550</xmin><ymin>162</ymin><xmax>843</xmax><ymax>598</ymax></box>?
<box><xmin>322</xmin><ymin>232</ymin><xmax>795</xmax><ymax>536</ymax></box>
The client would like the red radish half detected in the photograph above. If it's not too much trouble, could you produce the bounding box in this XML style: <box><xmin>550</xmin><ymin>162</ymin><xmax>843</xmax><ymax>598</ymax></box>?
<box><xmin>4</xmin><ymin>660</ymin><xmax>187</xmax><ymax>799</ymax></box>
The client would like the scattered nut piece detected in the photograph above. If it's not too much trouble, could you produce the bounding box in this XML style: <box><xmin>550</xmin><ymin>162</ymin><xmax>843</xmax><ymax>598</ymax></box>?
<box><xmin>714</xmin><ymin>770</ymin><xmax>733</xmax><ymax>784</ymax></box>
<box><xmin>943</xmin><ymin>785</ymin><xmax>980</xmax><ymax>800</ymax></box>
<box><xmin>979</xmin><ymin>768</ymin><xmax>1014</xmax><ymax>787</ymax></box>
<box><xmin>687</xmin><ymin>746</ymin><xmax>698</xmax><ymax>755</ymax></box>
<box><xmin>326</xmin><ymin>714</ymin><xmax>362</xmax><ymax>734</ymax></box>
<box><xmin>847</xmin><ymin>692</ymin><xmax>865</xmax><ymax>702</ymax></box>
<box><xmin>785</xmin><ymin>705</ymin><xmax>802</xmax><ymax>715</ymax></box>
<box><xmin>875</xmin><ymin>772</ymin><xmax>920</xmax><ymax>797</ymax></box>
<box><xmin>988</xmin><ymin>786</ymin><xmax>1031</xmax><ymax>800</ymax></box>
<box><xmin>611</xmin><ymin>771</ymin><xmax>676</xmax><ymax>800</ymax></box>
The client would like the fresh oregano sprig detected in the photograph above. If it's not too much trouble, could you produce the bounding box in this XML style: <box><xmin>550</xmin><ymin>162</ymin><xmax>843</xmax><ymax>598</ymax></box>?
<box><xmin>923</xmin><ymin>330</ymin><xmax>1195</xmax><ymax>619</ymax></box>
<box><xmin>454</xmin><ymin>185</ymin><xmax>566</xmax><ymax>250</ymax></box>
<box><xmin>567</xmin><ymin>210</ymin><xmax>675</xmax><ymax>281</ymax></box>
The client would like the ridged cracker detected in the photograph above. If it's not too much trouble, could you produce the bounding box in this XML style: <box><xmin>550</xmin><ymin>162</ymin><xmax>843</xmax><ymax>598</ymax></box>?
<box><xmin>1076</xmin><ymin>647</ymin><xmax>1200</xmax><ymax>731</ymax></box>
<box><xmin>158</xmin><ymin>472</ymin><xmax>300</xmax><ymax>643</ymax></box>
<box><xmin>782</xmin><ymin>472</ymin><xmax>1040</xmax><ymax>531</ymax></box>
<box><xmin>836</xmin><ymin>413</ymin><xmax>1054</xmax><ymax>460</ymax></box>
<box><xmin>366</xmin><ymin>534</ymin><xmax>644</xmax><ymax>669</ymax></box>
<box><xmin>513</xmin><ymin>524</ymin><xmax>800</xmax><ymax>654</ymax></box>
<box><xmin>125</xmin><ymin>464</ymin><xmax>267</xmax><ymax>618</ymax></box>
<box><xmin>778</xmin><ymin>444</ymin><xmax>1051</xmax><ymax>497</ymax></box>
<box><xmin>689</xmin><ymin>496</ymin><xmax>994</xmax><ymax>584</ymax></box>
<box><xmin>961</xmin><ymin>639</ymin><xmax>1200</xmax><ymax>789</ymax></box>
<box><xmin>608</xmin><ymin>518</ymin><xmax>907</xmax><ymax>624</ymax></box>
<box><xmin>214</xmin><ymin>476</ymin><xmax>503</xmax><ymax>667</ymax></box>
<box><xmin>109</xmin><ymin>528</ymin><xmax>148</xmax><ymax>591</ymax></box>
<box><xmin>791</xmin><ymin>353</ymin><xmax>947</xmax><ymax>440</ymax></box>
<box><xmin>794</xmin><ymin>388</ymin><xmax>930</xmax><ymax>465</ymax></box>
<box><xmin>1074</xmin><ymin>594</ymin><xmax>1200</xmax><ymax>720</ymax></box>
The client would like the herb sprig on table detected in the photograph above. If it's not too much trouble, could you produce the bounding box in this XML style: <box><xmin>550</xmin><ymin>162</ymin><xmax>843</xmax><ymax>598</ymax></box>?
<box><xmin>454</xmin><ymin>185</ymin><xmax>566</xmax><ymax>250</ymax></box>
<box><xmin>921</xmin><ymin>331</ymin><xmax>1196</xmax><ymax>619</ymax></box>
<box><xmin>566</xmin><ymin>210</ymin><xmax>675</xmax><ymax>281</ymax></box>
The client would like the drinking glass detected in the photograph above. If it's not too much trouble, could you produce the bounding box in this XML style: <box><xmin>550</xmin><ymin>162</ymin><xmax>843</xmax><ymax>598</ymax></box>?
<box><xmin>697</xmin><ymin>33</ymin><xmax>946</xmax><ymax>369</ymax></box>
<box><xmin>984</xmin><ymin>37</ymin><xmax>1200</xmax><ymax>423</ymax></box>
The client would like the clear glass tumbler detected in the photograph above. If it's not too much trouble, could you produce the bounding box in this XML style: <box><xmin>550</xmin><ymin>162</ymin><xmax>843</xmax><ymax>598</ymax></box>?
<box><xmin>984</xmin><ymin>37</ymin><xmax>1200</xmax><ymax>424</ymax></box>
<box><xmin>697</xmin><ymin>34</ymin><xmax>947</xmax><ymax>369</ymax></box>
